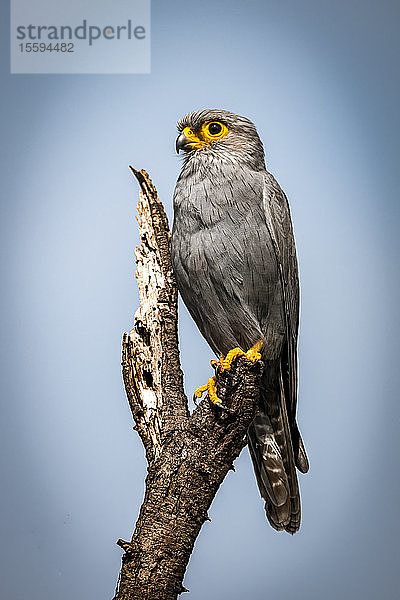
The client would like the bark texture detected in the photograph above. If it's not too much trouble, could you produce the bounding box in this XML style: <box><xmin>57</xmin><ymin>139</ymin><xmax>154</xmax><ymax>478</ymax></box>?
<box><xmin>113</xmin><ymin>169</ymin><xmax>263</xmax><ymax>600</ymax></box>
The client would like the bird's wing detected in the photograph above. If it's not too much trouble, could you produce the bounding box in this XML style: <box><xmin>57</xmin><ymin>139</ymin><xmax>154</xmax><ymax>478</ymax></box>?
<box><xmin>262</xmin><ymin>172</ymin><xmax>309</xmax><ymax>474</ymax></box>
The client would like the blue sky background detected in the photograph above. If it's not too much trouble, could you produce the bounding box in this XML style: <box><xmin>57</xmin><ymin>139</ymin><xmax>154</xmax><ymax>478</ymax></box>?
<box><xmin>1</xmin><ymin>1</ymin><xmax>399</xmax><ymax>598</ymax></box>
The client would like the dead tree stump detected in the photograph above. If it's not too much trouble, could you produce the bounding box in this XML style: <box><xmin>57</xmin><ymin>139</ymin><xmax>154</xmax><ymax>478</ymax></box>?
<box><xmin>113</xmin><ymin>169</ymin><xmax>263</xmax><ymax>600</ymax></box>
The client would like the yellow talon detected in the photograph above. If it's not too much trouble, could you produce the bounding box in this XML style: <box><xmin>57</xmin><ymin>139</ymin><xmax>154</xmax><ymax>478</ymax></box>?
<box><xmin>219</xmin><ymin>341</ymin><xmax>263</xmax><ymax>371</ymax></box>
<box><xmin>194</xmin><ymin>341</ymin><xmax>263</xmax><ymax>406</ymax></box>
<box><xmin>194</xmin><ymin>381</ymin><xmax>209</xmax><ymax>398</ymax></box>
<box><xmin>207</xmin><ymin>376</ymin><xmax>220</xmax><ymax>405</ymax></box>
<box><xmin>194</xmin><ymin>375</ymin><xmax>222</xmax><ymax>405</ymax></box>
<box><xmin>220</xmin><ymin>347</ymin><xmax>244</xmax><ymax>371</ymax></box>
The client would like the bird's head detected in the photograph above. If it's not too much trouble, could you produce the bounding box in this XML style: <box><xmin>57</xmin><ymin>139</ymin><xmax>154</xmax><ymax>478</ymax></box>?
<box><xmin>175</xmin><ymin>109</ymin><xmax>265</xmax><ymax>171</ymax></box>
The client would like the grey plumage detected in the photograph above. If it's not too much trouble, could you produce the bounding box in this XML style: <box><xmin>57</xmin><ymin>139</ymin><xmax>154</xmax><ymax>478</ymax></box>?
<box><xmin>171</xmin><ymin>109</ymin><xmax>309</xmax><ymax>533</ymax></box>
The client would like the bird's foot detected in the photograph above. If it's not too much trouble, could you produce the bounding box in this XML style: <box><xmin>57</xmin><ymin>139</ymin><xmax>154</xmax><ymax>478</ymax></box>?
<box><xmin>194</xmin><ymin>375</ymin><xmax>228</xmax><ymax>409</ymax></box>
<box><xmin>219</xmin><ymin>340</ymin><xmax>263</xmax><ymax>371</ymax></box>
<box><xmin>193</xmin><ymin>341</ymin><xmax>263</xmax><ymax>409</ymax></box>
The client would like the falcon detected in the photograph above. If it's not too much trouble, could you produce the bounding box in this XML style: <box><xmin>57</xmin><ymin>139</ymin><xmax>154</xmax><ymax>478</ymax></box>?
<box><xmin>171</xmin><ymin>109</ymin><xmax>309</xmax><ymax>533</ymax></box>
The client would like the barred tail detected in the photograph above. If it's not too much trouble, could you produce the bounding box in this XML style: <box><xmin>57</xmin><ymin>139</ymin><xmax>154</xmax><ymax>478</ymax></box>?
<box><xmin>247</xmin><ymin>359</ymin><xmax>307</xmax><ymax>533</ymax></box>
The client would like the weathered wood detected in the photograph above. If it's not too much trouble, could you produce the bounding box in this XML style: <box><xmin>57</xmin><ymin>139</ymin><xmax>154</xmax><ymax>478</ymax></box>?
<box><xmin>121</xmin><ymin>168</ymin><xmax>187</xmax><ymax>463</ymax></box>
<box><xmin>113</xmin><ymin>169</ymin><xmax>263</xmax><ymax>600</ymax></box>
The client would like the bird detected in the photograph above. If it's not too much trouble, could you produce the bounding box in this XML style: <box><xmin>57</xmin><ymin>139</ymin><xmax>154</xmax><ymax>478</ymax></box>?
<box><xmin>171</xmin><ymin>109</ymin><xmax>309</xmax><ymax>534</ymax></box>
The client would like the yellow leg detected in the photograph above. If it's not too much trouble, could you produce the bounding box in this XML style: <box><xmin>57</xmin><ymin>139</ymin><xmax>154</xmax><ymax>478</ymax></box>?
<box><xmin>194</xmin><ymin>341</ymin><xmax>263</xmax><ymax>406</ymax></box>
<box><xmin>245</xmin><ymin>340</ymin><xmax>263</xmax><ymax>362</ymax></box>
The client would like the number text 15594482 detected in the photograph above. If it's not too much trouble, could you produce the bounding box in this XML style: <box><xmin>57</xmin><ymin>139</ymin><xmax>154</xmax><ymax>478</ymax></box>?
<box><xmin>19</xmin><ymin>43</ymin><xmax>74</xmax><ymax>52</ymax></box>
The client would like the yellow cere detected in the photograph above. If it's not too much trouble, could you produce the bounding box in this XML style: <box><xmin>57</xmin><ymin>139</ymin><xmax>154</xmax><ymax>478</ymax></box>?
<box><xmin>182</xmin><ymin>121</ymin><xmax>229</xmax><ymax>149</ymax></box>
<box><xmin>182</xmin><ymin>126</ymin><xmax>205</xmax><ymax>149</ymax></box>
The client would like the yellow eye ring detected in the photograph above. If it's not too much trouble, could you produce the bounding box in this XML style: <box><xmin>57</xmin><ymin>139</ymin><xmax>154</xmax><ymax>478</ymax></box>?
<box><xmin>201</xmin><ymin>121</ymin><xmax>229</xmax><ymax>141</ymax></box>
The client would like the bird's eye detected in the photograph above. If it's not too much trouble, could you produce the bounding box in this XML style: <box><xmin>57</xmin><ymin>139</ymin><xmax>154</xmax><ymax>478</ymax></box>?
<box><xmin>208</xmin><ymin>122</ymin><xmax>222</xmax><ymax>136</ymax></box>
<box><xmin>200</xmin><ymin>120</ymin><xmax>229</xmax><ymax>142</ymax></box>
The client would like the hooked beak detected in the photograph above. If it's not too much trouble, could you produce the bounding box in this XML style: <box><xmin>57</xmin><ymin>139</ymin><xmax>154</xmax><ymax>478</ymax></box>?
<box><xmin>175</xmin><ymin>132</ymin><xmax>191</xmax><ymax>154</ymax></box>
